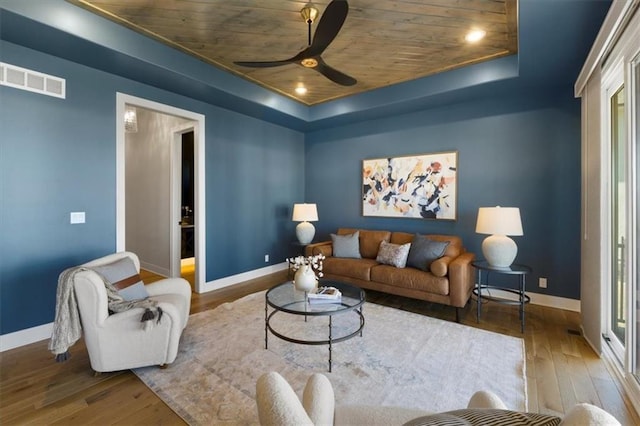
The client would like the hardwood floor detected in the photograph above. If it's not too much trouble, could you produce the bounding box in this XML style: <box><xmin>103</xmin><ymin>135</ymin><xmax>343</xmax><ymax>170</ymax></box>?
<box><xmin>2</xmin><ymin>270</ymin><xmax>638</xmax><ymax>425</ymax></box>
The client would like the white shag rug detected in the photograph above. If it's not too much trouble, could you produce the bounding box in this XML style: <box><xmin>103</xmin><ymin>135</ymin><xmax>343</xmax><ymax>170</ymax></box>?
<box><xmin>133</xmin><ymin>290</ymin><xmax>526</xmax><ymax>425</ymax></box>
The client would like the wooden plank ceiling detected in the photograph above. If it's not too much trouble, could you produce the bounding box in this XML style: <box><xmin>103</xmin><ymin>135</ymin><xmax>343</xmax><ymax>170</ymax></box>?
<box><xmin>68</xmin><ymin>0</ymin><xmax>518</xmax><ymax>105</ymax></box>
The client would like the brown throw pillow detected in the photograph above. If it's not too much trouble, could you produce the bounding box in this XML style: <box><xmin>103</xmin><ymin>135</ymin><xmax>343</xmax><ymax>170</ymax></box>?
<box><xmin>430</xmin><ymin>256</ymin><xmax>452</xmax><ymax>277</ymax></box>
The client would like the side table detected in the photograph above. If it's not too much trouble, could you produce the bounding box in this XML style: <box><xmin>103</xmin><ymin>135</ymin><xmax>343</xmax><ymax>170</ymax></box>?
<box><xmin>472</xmin><ymin>260</ymin><xmax>532</xmax><ymax>333</ymax></box>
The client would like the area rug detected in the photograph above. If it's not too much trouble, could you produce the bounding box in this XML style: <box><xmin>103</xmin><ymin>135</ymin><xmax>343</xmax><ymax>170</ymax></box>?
<box><xmin>133</xmin><ymin>290</ymin><xmax>526</xmax><ymax>425</ymax></box>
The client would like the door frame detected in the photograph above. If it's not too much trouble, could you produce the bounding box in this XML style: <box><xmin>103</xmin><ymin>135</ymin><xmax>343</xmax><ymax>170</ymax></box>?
<box><xmin>116</xmin><ymin>92</ymin><xmax>206</xmax><ymax>293</ymax></box>
<box><xmin>600</xmin><ymin>64</ymin><xmax>626</xmax><ymax>362</ymax></box>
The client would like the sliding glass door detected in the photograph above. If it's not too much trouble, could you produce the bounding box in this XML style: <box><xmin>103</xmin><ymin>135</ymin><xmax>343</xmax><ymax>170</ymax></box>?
<box><xmin>607</xmin><ymin>83</ymin><xmax>627</xmax><ymax>360</ymax></box>
<box><xmin>633</xmin><ymin>57</ymin><xmax>640</xmax><ymax>382</ymax></box>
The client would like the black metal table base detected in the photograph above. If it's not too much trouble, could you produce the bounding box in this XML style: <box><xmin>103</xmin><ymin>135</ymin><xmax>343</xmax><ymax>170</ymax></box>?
<box><xmin>473</xmin><ymin>261</ymin><xmax>532</xmax><ymax>333</ymax></box>
<box><xmin>265</xmin><ymin>299</ymin><xmax>365</xmax><ymax>372</ymax></box>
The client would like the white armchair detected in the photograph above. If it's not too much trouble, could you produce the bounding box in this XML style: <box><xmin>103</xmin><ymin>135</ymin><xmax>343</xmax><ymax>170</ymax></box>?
<box><xmin>74</xmin><ymin>252</ymin><xmax>191</xmax><ymax>373</ymax></box>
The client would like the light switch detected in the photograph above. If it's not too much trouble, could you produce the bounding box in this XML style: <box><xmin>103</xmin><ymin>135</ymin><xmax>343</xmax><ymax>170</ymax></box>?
<box><xmin>70</xmin><ymin>212</ymin><xmax>85</xmax><ymax>224</ymax></box>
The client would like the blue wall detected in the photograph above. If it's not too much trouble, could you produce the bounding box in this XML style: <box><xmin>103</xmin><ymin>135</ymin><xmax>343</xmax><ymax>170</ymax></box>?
<box><xmin>0</xmin><ymin>0</ymin><xmax>609</xmax><ymax>337</ymax></box>
<box><xmin>306</xmin><ymin>90</ymin><xmax>582</xmax><ymax>299</ymax></box>
<box><xmin>0</xmin><ymin>41</ymin><xmax>305</xmax><ymax>335</ymax></box>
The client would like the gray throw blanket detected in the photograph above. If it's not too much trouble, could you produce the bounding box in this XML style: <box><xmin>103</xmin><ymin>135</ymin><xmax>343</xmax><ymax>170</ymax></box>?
<box><xmin>48</xmin><ymin>266</ymin><xmax>163</xmax><ymax>362</ymax></box>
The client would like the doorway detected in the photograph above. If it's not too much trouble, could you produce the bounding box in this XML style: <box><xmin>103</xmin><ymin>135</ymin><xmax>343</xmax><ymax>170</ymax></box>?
<box><xmin>172</xmin><ymin>128</ymin><xmax>196</xmax><ymax>288</ymax></box>
<box><xmin>116</xmin><ymin>93</ymin><xmax>206</xmax><ymax>293</ymax></box>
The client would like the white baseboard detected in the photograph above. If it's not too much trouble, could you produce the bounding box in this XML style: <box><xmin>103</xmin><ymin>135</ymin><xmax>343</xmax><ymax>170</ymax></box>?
<box><xmin>0</xmin><ymin>266</ymin><xmax>578</xmax><ymax>352</ymax></box>
<box><xmin>140</xmin><ymin>260</ymin><xmax>170</xmax><ymax>277</ymax></box>
<box><xmin>199</xmin><ymin>262</ymin><xmax>289</xmax><ymax>293</ymax></box>
<box><xmin>528</xmin><ymin>292</ymin><xmax>580</xmax><ymax>312</ymax></box>
<box><xmin>0</xmin><ymin>322</ymin><xmax>53</xmax><ymax>352</ymax></box>
<box><xmin>482</xmin><ymin>288</ymin><xmax>580</xmax><ymax>312</ymax></box>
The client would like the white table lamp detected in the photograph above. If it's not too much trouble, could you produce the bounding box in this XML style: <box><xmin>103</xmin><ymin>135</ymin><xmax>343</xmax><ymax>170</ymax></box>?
<box><xmin>475</xmin><ymin>206</ymin><xmax>523</xmax><ymax>268</ymax></box>
<box><xmin>292</xmin><ymin>203</ymin><xmax>318</xmax><ymax>244</ymax></box>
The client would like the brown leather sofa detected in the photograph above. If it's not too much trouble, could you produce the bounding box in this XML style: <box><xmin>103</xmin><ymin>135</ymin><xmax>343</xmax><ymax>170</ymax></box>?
<box><xmin>305</xmin><ymin>228</ymin><xmax>475</xmax><ymax>321</ymax></box>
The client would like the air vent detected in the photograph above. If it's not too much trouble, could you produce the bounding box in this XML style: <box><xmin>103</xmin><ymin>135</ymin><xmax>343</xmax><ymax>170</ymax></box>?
<box><xmin>0</xmin><ymin>62</ymin><xmax>65</xmax><ymax>99</ymax></box>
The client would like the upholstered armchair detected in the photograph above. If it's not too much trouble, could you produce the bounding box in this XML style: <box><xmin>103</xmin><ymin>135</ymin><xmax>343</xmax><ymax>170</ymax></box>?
<box><xmin>74</xmin><ymin>251</ymin><xmax>191</xmax><ymax>373</ymax></box>
<box><xmin>255</xmin><ymin>372</ymin><xmax>621</xmax><ymax>426</ymax></box>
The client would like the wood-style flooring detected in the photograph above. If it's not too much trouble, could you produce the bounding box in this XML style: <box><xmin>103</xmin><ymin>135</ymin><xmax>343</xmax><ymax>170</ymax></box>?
<box><xmin>1</xmin><ymin>269</ymin><xmax>638</xmax><ymax>425</ymax></box>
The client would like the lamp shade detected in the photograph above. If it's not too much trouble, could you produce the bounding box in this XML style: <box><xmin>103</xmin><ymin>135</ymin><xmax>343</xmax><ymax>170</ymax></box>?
<box><xmin>476</xmin><ymin>206</ymin><xmax>523</xmax><ymax>268</ymax></box>
<box><xmin>475</xmin><ymin>207</ymin><xmax>523</xmax><ymax>236</ymax></box>
<box><xmin>292</xmin><ymin>203</ymin><xmax>318</xmax><ymax>222</ymax></box>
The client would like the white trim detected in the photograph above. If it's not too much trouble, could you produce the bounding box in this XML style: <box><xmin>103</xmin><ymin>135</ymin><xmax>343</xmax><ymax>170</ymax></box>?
<box><xmin>601</xmin><ymin>61</ymin><xmax>625</xmax><ymax>361</ymax></box>
<box><xmin>528</xmin><ymin>293</ymin><xmax>581</xmax><ymax>312</ymax></box>
<box><xmin>0</xmin><ymin>322</ymin><xmax>53</xmax><ymax>352</ymax></box>
<box><xmin>0</xmin><ymin>265</ymin><xmax>578</xmax><ymax>351</ymax></box>
<box><xmin>116</xmin><ymin>93</ymin><xmax>206</xmax><ymax>293</ymax></box>
<box><xmin>200</xmin><ymin>262</ymin><xmax>289</xmax><ymax>293</ymax></box>
<box><xmin>575</xmin><ymin>0</ymin><xmax>639</xmax><ymax>97</ymax></box>
<box><xmin>483</xmin><ymin>288</ymin><xmax>580</xmax><ymax>312</ymax></box>
<box><xmin>601</xmin><ymin>340</ymin><xmax>640</xmax><ymax>417</ymax></box>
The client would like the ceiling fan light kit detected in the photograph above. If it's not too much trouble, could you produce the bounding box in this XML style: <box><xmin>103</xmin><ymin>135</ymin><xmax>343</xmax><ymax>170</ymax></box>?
<box><xmin>300</xmin><ymin>3</ymin><xmax>319</xmax><ymax>24</ymax></box>
<box><xmin>234</xmin><ymin>0</ymin><xmax>357</xmax><ymax>87</ymax></box>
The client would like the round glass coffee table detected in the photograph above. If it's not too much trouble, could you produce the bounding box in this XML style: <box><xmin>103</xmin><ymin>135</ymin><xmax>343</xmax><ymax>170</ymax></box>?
<box><xmin>265</xmin><ymin>280</ymin><xmax>365</xmax><ymax>372</ymax></box>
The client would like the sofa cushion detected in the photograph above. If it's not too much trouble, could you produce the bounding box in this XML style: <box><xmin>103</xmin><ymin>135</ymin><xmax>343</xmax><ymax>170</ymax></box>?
<box><xmin>371</xmin><ymin>265</ymin><xmax>449</xmax><ymax>295</ymax></box>
<box><xmin>323</xmin><ymin>257</ymin><xmax>378</xmax><ymax>281</ymax></box>
<box><xmin>339</xmin><ymin>228</ymin><xmax>391</xmax><ymax>259</ymax></box>
<box><xmin>404</xmin><ymin>409</ymin><xmax>562</xmax><ymax>426</ymax></box>
<box><xmin>406</xmin><ymin>234</ymin><xmax>449</xmax><ymax>271</ymax></box>
<box><xmin>331</xmin><ymin>231</ymin><xmax>361</xmax><ymax>258</ymax></box>
<box><xmin>90</xmin><ymin>256</ymin><xmax>148</xmax><ymax>301</ymax></box>
<box><xmin>376</xmin><ymin>241</ymin><xmax>411</xmax><ymax>268</ymax></box>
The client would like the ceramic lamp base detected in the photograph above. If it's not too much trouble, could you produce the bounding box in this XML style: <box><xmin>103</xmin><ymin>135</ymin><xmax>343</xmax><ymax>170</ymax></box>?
<box><xmin>482</xmin><ymin>234</ymin><xmax>517</xmax><ymax>268</ymax></box>
<box><xmin>296</xmin><ymin>221</ymin><xmax>315</xmax><ymax>244</ymax></box>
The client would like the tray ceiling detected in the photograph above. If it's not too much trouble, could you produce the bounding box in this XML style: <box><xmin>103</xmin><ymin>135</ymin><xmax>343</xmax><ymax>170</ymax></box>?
<box><xmin>68</xmin><ymin>0</ymin><xmax>518</xmax><ymax>106</ymax></box>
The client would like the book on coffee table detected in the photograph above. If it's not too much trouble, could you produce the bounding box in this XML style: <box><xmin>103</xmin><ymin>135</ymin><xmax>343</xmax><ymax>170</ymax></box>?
<box><xmin>308</xmin><ymin>287</ymin><xmax>342</xmax><ymax>304</ymax></box>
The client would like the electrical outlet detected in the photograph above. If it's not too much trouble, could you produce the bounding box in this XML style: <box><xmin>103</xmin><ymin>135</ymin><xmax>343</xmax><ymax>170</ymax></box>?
<box><xmin>539</xmin><ymin>277</ymin><xmax>547</xmax><ymax>288</ymax></box>
<box><xmin>264</xmin><ymin>254</ymin><xmax>269</xmax><ymax>263</ymax></box>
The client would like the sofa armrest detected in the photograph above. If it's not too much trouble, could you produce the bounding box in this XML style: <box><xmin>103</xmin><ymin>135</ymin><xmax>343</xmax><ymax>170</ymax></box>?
<box><xmin>448</xmin><ymin>252</ymin><xmax>476</xmax><ymax>308</ymax></box>
<box><xmin>305</xmin><ymin>241</ymin><xmax>333</xmax><ymax>257</ymax></box>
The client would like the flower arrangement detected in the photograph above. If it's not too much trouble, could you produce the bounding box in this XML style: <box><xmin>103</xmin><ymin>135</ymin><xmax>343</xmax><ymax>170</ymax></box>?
<box><xmin>287</xmin><ymin>254</ymin><xmax>325</xmax><ymax>278</ymax></box>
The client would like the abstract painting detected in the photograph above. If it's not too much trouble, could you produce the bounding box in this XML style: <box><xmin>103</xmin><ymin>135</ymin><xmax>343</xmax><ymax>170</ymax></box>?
<box><xmin>362</xmin><ymin>151</ymin><xmax>457</xmax><ymax>220</ymax></box>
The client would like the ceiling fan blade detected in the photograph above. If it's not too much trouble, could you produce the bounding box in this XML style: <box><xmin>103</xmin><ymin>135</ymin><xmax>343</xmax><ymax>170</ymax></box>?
<box><xmin>307</xmin><ymin>0</ymin><xmax>349</xmax><ymax>57</ymax></box>
<box><xmin>235</xmin><ymin>47</ymin><xmax>314</xmax><ymax>68</ymax></box>
<box><xmin>234</xmin><ymin>60</ymin><xmax>293</xmax><ymax>68</ymax></box>
<box><xmin>315</xmin><ymin>58</ymin><xmax>356</xmax><ymax>86</ymax></box>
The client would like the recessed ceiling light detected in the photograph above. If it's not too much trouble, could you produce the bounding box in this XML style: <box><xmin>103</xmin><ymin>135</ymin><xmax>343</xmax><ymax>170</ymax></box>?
<box><xmin>295</xmin><ymin>85</ymin><xmax>308</xmax><ymax>95</ymax></box>
<box><xmin>465</xmin><ymin>29</ymin><xmax>486</xmax><ymax>43</ymax></box>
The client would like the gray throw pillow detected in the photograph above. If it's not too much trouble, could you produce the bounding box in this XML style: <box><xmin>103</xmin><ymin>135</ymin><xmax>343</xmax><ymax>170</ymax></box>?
<box><xmin>376</xmin><ymin>240</ymin><xmax>411</xmax><ymax>268</ymax></box>
<box><xmin>403</xmin><ymin>409</ymin><xmax>562</xmax><ymax>426</ymax></box>
<box><xmin>406</xmin><ymin>234</ymin><xmax>449</xmax><ymax>271</ymax></box>
<box><xmin>91</xmin><ymin>256</ymin><xmax>149</xmax><ymax>301</ymax></box>
<box><xmin>331</xmin><ymin>231</ymin><xmax>361</xmax><ymax>259</ymax></box>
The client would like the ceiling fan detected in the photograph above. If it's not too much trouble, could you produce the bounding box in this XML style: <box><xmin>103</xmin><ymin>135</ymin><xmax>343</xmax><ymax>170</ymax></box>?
<box><xmin>234</xmin><ymin>0</ymin><xmax>356</xmax><ymax>87</ymax></box>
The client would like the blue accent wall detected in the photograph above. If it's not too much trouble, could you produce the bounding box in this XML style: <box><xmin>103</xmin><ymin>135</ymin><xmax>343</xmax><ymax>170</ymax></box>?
<box><xmin>306</xmin><ymin>90</ymin><xmax>582</xmax><ymax>299</ymax></box>
<box><xmin>0</xmin><ymin>0</ymin><xmax>610</xmax><ymax>338</ymax></box>
<box><xmin>0</xmin><ymin>41</ymin><xmax>304</xmax><ymax>335</ymax></box>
